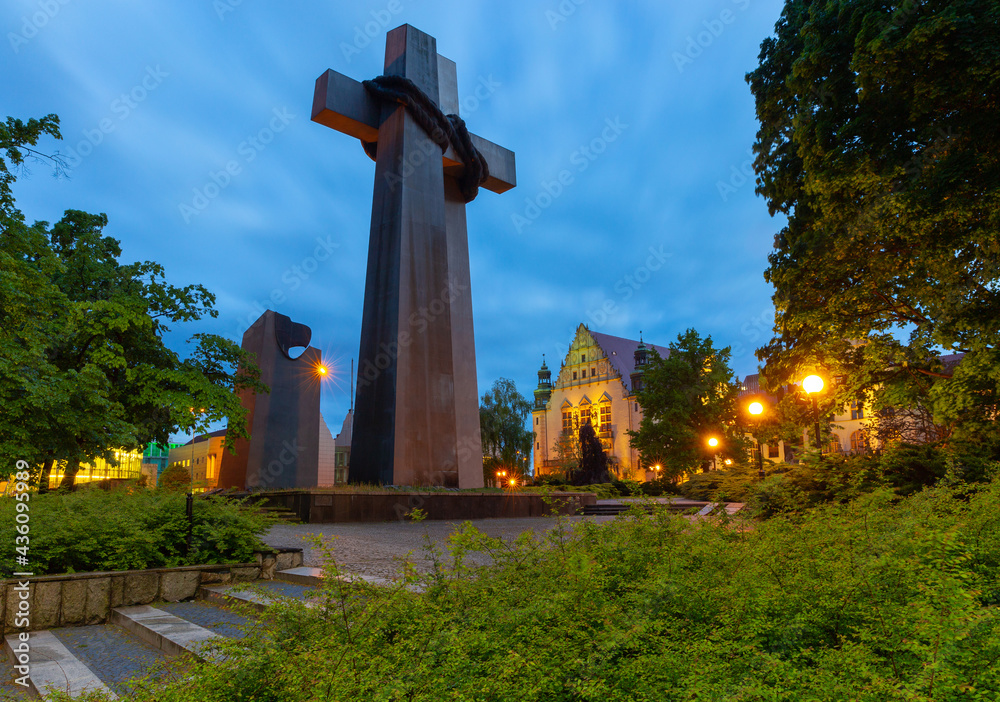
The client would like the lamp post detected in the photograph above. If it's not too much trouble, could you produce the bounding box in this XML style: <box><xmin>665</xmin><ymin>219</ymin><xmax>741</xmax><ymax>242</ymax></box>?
<box><xmin>706</xmin><ymin>436</ymin><xmax>719</xmax><ymax>471</ymax></box>
<box><xmin>803</xmin><ymin>374</ymin><xmax>824</xmax><ymax>456</ymax></box>
<box><xmin>748</xmin><ymin>401</ymin><xmax>765</xmax><ymax>478</ymax></box>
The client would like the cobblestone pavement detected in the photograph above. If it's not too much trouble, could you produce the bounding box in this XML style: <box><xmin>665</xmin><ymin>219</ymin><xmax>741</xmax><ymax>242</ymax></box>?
<box><xmin>262</xmin><ymin>515</ymin><xmax>616</xmax><ymax>580</ymax></box>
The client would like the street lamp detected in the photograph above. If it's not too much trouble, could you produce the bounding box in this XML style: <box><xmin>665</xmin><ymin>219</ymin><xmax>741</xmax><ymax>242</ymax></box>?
<box><xmin>803</xmin><ymin>374</ymin><xmax>824</xmax><ymax>455</ymax></box>
<box><xmin>747</xmin><ymin>401</ymin><xmax>766</xmax><ymax>478</ymax></box>
<box><xmin>706</xmin><ymin>436</ymin><xmax>719</xmax><ymax>471</ymax></box>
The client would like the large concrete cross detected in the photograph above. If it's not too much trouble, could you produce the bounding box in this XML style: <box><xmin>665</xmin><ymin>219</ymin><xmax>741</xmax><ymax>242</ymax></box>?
<box><xmin>311</xmin><ymin>24</ymin><xmax>516</xmax><ymax>488</ymax></box>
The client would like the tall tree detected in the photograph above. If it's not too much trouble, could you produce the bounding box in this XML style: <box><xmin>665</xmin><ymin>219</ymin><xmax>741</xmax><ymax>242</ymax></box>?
<box><xmin>629</xmin><ymin>329</ymin><xmax>748</xmax><ymax>479</ymax></box>
<box><xmin>747</xmin><ymin>1</ymin><xmax>1000</xmax><ymax>446</ymax></box>
<box><xmin>0</xmin><ymin>114</ymin><xmax>266</xmax><ymax>488</ymax></box>
<box><xmin>479</xmin><ymin>378</ymin><xmax>533</xmax><ymax>482</ymax></box>
<box><xmin>572</xmin><ymin>421</ymin><xmax>611</xmax><ymax>485</ymax></box>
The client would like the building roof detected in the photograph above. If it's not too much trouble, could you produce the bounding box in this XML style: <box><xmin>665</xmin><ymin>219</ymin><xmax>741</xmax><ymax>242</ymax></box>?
<box><xmin>184</xmin><ymin>428</ymin><xmax>227</xmax><ymax>446</ymax></box>
<box><xmin>588</xmin><ymin>329</ymin><xmax>671</xmax><ymax>393</ymax></box>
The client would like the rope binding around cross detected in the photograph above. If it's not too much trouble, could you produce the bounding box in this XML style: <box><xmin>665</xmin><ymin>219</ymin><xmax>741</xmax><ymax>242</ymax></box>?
<box><xmin>361</xmin><ymin>74</ymin><xmax>490</xmax><ymax>203</ymax></box>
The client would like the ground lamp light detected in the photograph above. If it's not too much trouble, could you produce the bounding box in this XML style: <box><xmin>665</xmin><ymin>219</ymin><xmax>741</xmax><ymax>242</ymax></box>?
<box><xmin>802</xmin><ymin>374</ymin><xmax>825</xmax><ymax>455</ymax></box>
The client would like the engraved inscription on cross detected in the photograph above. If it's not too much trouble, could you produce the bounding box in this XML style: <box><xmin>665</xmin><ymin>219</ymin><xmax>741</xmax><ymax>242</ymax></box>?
<box><xmin>311</xmin><ymin>24</ymin><xmax>516</xmax><ymax>488</ymax></box>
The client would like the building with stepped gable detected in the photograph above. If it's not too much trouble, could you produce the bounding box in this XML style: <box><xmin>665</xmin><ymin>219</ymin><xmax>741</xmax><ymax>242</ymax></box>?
<box><xmin>532</xmin><ymin>324</ymin><xmax>670</xmax><ymax>480</ymax></box>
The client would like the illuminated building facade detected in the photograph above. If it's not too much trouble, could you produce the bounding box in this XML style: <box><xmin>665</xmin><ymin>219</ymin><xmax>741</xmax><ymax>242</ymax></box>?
<box><xmin>167</xmin><ymin>429</ymin><xmax>227</xmax><ymax>491</ymax></box>
<box><xmin>532</xmin><ymin>324</ymin><xmax>670</xmax><ymax>480</ymax></box>
<box><xmin>46</xmin><ymin>449</ymin><xmax>145</xmax><ymax>488</ymax></box>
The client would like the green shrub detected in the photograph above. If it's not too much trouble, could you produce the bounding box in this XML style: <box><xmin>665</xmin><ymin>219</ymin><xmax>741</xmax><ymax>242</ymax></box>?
<box><xmin>678</xmin><ymin>470</ymin><xmax>726</xmax><ymax>499</ymax></box>
<box><xmin>100</xmin><ymin>477</ymin><xmax>1000</xmax><ymax>701</ymax></box>
<box><xmin>638</xmin><ymin>475</ymin><xmax>682</xmax><ymax>496</ymax></box>
<box><xmin>159</xmin><ymin>462</ymin><xmax>192</xmax><ymax>491</ymax></box>
<box><xmin>0</xmin><ymin>486</ymin><xmax>275</xmax><ymax>576</ymax></box>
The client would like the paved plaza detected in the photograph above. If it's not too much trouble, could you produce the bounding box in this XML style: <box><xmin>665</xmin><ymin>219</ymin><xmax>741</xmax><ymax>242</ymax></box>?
<box><xmin>262</xmin><ymin>515</ymin><xmax>617</xmax><ymax>580</ymax></box>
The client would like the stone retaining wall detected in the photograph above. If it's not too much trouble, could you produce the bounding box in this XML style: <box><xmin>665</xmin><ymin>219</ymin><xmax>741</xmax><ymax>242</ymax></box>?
<box><xmin>0</xmin><ymin>548</ymin><xmax>302</xmax><ymax>635</ymax></box>
<box><xmin>259</xmin><ymin>490</ymin><xmax>597</xmax><ymax>523</ymax></box>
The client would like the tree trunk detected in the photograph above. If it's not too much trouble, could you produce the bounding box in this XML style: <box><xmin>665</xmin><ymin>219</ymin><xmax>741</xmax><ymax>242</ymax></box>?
<box><xmin>37</xmin><ymin>458</ymin><xmax>55</xmax><ymax>494</ymax></box>
<box><xmin>58</xmin><ymin>458</ymin><xmax>80</xmax><ymax>491</ymax></box>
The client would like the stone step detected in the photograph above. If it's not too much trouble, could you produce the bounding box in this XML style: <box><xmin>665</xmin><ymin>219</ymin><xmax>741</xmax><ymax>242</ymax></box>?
<box><xmin>156</xmin><ymin>599</ymin><xmax>254</xmax><ymax>639</ymax></box>
<box><xmin>275</xmin><ymin>567</ymin><xmax>425</xmax><ymax>593</ymax></box>
<box><xmin>256</xmin><ymin>506</ymin><xmax>301</xmax><ymax>523</ymax></box>
<box><xmin>198</xmin><ymin>580</ymin><xmax>322</xmax><ymax>612</ymax></box>
<box><xmin>110</xmin><ymin>605</ymin><xmax>223</xmax><ymax>661</ymax></box>
<box><xmin>276</xmin><ymin>566</ymin><xmax>398</xmax><ymax>588</ymax></box>
<box><xmin>4</xmin><ymin>630</ymin><xmax>117</xmax><ymax>700</ymax></box>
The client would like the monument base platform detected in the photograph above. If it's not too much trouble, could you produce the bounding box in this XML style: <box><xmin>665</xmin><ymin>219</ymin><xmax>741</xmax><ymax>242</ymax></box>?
<box><xmin>245</xmin><ymin>489</ymin><xmax>597</xmax><ymax>524</ymax></box>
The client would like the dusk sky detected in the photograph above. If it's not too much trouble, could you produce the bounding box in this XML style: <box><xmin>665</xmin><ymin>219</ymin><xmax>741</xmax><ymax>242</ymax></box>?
<box><xmin>5</xmin><ymin>0</ymin><xmax>787</xmax><ymax>441</ymax></box>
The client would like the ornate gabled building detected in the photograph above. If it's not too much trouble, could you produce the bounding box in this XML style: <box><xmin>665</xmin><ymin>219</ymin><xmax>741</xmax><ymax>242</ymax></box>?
<box><xmin>532</xmin><ymin>324</ymin><xmax>670</xmax><ymax>479</ymax></box>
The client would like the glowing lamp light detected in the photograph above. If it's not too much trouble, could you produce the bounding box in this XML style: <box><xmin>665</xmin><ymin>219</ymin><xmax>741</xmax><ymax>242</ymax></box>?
<box><xmin>803</xmin><ymin>374</ymin><xmax>824</xmax><ymax>394</ymax></box>
<box><xmin>724</xmin><ymin>459</ymin><xmax>733</xmax><ymax>466</ymax></box>
<box><xmin>509</xmin><ymin>478</ymin><xmax>518</xmax><ymax>488</ymax></box>
<box><xmin>748</xmin><ymin>401</ymin><xmax>764</xmax><ymax>416</ymax></box>
<box><xmin>707</xmin><ymin>437</ymin><xmax>719</xmax><ymax>448</ymax></box>
<box><xmin>316</xmin><ymin>363</ymin><xmax>329</xmax><ymax>377</ymax></box>
<box><xmin>654</xmin><ymin>464</ymin><xmax>662</xmax><ymax>472</ymax></box>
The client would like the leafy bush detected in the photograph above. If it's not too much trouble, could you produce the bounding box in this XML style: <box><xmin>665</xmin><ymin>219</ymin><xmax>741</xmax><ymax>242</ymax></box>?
<box><xmin>677</xmin><ymin>470</ymin><xmax>726</xmax><ymax>499</ymax></box>
<box><xmin>638</xmin><ymin>475</ymin><xmax>682</xmax><ymax>496</ymax></box>
<box><xmin>0</xmin><ymin>486</ymin><xmax>275</xmax><ymax>576</ymax></box>
<box><xmin>103</xmin><ymin>477</ymin><xmax>1000</xmax><ymax>700</ymax></box>
<box><xmin>159</xmin><ymin>462</ymin><xmax>192</xmax><ymax>491</ymax></box>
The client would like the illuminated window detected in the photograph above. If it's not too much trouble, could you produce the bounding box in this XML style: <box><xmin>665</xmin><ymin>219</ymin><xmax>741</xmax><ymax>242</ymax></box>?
<box><xmin>768</xmin><ymin>444</ymin><xmax>779</xmax><ymax>458</ymax></box>
<box><xmin>850</xmin><ymin>430</ymin><xmax>868</xmax><ymax>453</ymax></box>
<box><xmin>599</xmin><ymin>404</ymin><xmax>611</xmax><ymax>432</ymax></box>
<box><xmin>851</xmin><ymin>401</ymin><xmax>865</xmax><ymax>420</ymax></box>
<box><xmin>580</xmin><ymin>407</ymin><xmax>591</xmax><ymax>426</ymax></box>
<box><xmin>562</xmin><ymin>411</ymin><xmax>573</xmax><ymax>431</ymax></box>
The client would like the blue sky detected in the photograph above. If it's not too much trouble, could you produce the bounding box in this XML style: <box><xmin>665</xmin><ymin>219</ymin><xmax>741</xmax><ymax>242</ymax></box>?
<box><xmin>4</xmin><ymin>0</ymin><xmax>787</xmax><ymax>440</ymax></box>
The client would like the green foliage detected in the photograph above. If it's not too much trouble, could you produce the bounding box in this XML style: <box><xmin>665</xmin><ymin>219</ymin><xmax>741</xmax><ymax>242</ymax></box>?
<box><xmin>102</xmin><ymin>478</ymin><xmax>1000</xmax><ymax>700</ymax></box>
<box><xmin>748</xmin><ymin>1</ymin><xmax>1000</xmax><ymax>447</ymax></box>
<box><xmin>0</xmin><ymin>487</ymin><xmax>274</xmax><ymax>577</ymax></box>
<box><xmin>0</xmin><ymin>112</ymin><xmax>267</xmax><ymax>487</ymax></box>
<box><xmin>159</xmin><ymin>462</ymin><xmax>192</xmax><ymax>491</ymax></box>
<box><xmin>629</xmin><ymin>329</ymin><xmax>749</xmax><ymax>478</ymax></box>
<box><xmin>480</xmin><ymin>378</ymin><xmax>533</xmax><ymax>482</ymax></box>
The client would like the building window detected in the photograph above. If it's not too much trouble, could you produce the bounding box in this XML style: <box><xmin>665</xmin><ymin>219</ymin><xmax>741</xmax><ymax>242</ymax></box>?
<box><xmin>634</xmin><ymin>402</ymin><xmax>639</xmax><ymax>412</ymax></box>
<box><xmin>850</xmin><ymin>430</ymin><xmax>868</xmax><ymax>453</ymax></box>
<box><xmin>535</xmin><ymin>417</ymin><xmax>538</xmax><ymax>425</ymax></box>
<box><xmin>562</xmin><ymin>411</ymin><xmax>573</xmax><ymax>431</ymax></box>
<box><xmin>582</xmin><ymin>368</ymin><xmax>587</xmax><ymax>378</ymax></box>
<box><xmin>599</xmin><ymin>404</ymin><xmax>611</xmax><ymax>432</ymax></box>
<box><xmin>851</xmin><ymin>401</ymin><xmax>864</xmax><ymax>420</ymax></box>
<box><xmin>580</xmin><ymin>407</ymin><xmax>591</xmax><ymax>426</ymax></box>
<box><xmin>581</xmin><ymin>353</ymin><xmax>587</xmax><ymax>362</ymax></box>
<box><xmin>591</xmin><ymin>367</ymin><xmax>596</xmax><ymax>378</ymax></box>
<box><xmin>767</xmin><ymin>444</ymin><xmax>779</xmax><ymax>458</ymax></box>
<box><xmin>573</xmin><ymin>371</ymin><xmax>578</xmax><ymax>380</ymax></box>
<box><xmin>536</xmin><ymin>442</ymin><xmax>540</xmax><ymax>450</ymax></box>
